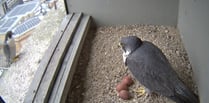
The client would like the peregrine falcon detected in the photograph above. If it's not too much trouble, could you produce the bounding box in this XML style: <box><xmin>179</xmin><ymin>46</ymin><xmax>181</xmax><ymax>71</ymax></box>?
<box><xmin>3</xmin><ymin>31</ymin><xmax>16</xmax><ymax>66</ymax></box>
<box><xmin>120</xmin><ymin>36</ymin><xmax>199</xmax><ymax>103</ymax></box>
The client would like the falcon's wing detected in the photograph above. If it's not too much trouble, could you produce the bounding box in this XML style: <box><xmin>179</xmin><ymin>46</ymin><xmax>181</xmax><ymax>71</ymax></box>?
<box><xmin>126</xmin><ymin>41</ymin><xmax>178</xmax><ymax>96</ymax></box>
<box><xmin>3</xmin><ymin>44</ymin><xmax>11</xmax><ymax>59</ymax></box>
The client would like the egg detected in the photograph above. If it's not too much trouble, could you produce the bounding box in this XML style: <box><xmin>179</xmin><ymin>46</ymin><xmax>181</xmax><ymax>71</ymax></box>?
<box><xmin>116</xmin><ymin>82</ymin><xmax>128</xmax><ymax>92</ymax></box>
<box><xmin>119</xmin><ymin>90</ymin><xmax>131</xmax><ymax>100</ymax></box>
<box><xmin>122</xmin><ymin>75</ymin><xmax>133</xmax><ymax>86</ymax></box>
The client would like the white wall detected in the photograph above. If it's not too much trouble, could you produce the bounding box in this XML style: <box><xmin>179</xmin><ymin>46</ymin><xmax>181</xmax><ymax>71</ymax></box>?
<box><xmin>178</xmin><ymin>0</ymin><xmax>209</xmax><ymax>102</ymax></box>
<box><xmin>66</xmin><ymin>0</ymin><xmax>179</xmax><ymax>26</ymax></box>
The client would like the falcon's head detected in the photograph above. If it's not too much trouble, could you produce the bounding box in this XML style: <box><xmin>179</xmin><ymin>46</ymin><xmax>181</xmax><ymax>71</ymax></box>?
<box><xmin>120</xmin><ymin>36</ymin><xmax>142</xmax><ymax>65</ymax></box>
<box><xmin>4</xmin><ymin>31</ymin><xmax>13</xmax><ymax>43</ymax></box>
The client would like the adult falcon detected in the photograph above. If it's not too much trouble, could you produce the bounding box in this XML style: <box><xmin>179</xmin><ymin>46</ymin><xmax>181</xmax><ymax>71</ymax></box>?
<box><xmin>3</xmin><ymin>31</ymin><xmax>16</xmax><ymax>67</ymax></box>
<box><xmin>120</xmin><ymin>36</ymin><xmax>199</xmax><ymax>103</ymax></box>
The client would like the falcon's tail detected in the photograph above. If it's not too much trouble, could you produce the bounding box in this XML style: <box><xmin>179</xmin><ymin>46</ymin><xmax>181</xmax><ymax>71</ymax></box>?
<box><xmin>169</xmin><ymin>80</ymin><xmax>199</xmax><ymax>103</ymax></box>
<box><xmin>169</xmin><ymin>93</ymin><xmax>199</xmax><ymax>103</ymax></box>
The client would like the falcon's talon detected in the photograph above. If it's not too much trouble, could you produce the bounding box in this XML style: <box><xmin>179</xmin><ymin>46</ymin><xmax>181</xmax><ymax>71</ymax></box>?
<box><xmin>13</xmin><ymin>56</ymin><xmax>19</xmax><ymax>62</ymax></box>
<box><xmin>134</xmin><ymin>86</ymin><xmax>146</xmax><ymax>97</ymax></box>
